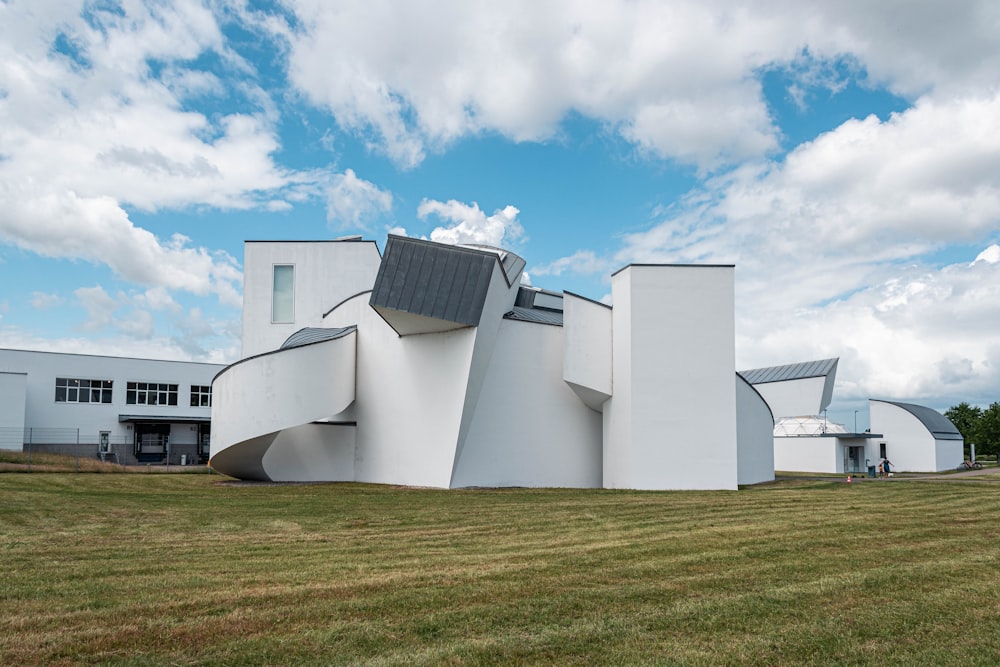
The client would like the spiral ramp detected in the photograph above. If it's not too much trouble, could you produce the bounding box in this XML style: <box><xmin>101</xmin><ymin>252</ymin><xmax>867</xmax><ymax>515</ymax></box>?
<box><xmin>209</xmin><ymin>327</ymin><xmax>358</xmax><ymax>481</ymax></box>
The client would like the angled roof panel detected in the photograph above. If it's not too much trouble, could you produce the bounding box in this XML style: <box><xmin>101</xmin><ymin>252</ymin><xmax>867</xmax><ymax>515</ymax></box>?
<box><xmin>739</xmin><ymin>358</ymin><xmax>839</xmax><ymax>385</ymax></box>
<box><xmin>370</xmin><ymin>236</ymin><xmax>524</xmax><ymax>335</ymax></box>
<box><xmin>504</xmin><ymin>306</ymin><xmax>564</xmax><ymax>326</ymax></box>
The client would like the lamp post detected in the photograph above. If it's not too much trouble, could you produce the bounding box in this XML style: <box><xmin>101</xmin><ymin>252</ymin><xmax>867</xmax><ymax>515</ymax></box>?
<box><xmin>854</xmin><ymin>410</ymin><xmax>859</xmax><ymax>433</ymax></box>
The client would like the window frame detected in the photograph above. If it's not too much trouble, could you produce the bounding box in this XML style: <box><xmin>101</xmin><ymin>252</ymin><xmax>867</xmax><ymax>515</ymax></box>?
<box><xmin>271</xmin><ymin>263</ymin><xmax>295</xmax><ymax>324</ymax></box>
<box><xmin>54</xmin><ymin>378</ymin><xmax>113</xmax><ymax>404</ymax></box>
<box><xmin>190</xmin><ymin>385</ymin><xmax>212</xmax><ymax>408</ymax></box>
<box><xmin>126</xmin><ymin>381</ymin><xmax>179</xmax><ymax>407</ymax></box>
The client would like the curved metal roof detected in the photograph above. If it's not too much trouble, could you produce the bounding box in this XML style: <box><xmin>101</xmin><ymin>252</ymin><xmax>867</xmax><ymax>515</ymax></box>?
<box><xmin>874</xmin><ymin>400</ymin><xmax>963</xmax><ymax>440</ymax></box>
<box><xmin>280</xmin><ymin>326</ymin><xmax>357</xmax><ymax>351</ymax></box>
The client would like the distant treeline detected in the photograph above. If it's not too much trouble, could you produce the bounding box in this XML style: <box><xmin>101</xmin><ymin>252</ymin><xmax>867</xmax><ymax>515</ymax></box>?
<box><xmin>946</xmin><ymin>402</ymin><xmax>1000</xmax><ymax>457</ymax></box>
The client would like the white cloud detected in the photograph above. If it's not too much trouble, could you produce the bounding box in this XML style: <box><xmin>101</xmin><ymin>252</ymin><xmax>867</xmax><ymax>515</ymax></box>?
<box><xmin>0</xmin><ymin>324</ymin><xmax>239</xmax><ymax>365</ymax></box>
<box><xmin>736</xmin><ymin>251</ymin><xmax>1000</xmax><ymax>407</ymax></box>
<box><xmin>31</xmin><ymin>292</ymin><xmax>63</xmax><ymax>309</ymax></box>
<box><xmin>530</xmin><ymin>90</ymin><xmax>1000</xmax><ymax>408</ymax></box>
<box><xmin>117</xmin><ymin>309</ymin><xmax>156</xmax><ymax>340</ymax></box>
<box><xmin>973</xmin><ymin>244</ymin><xmax>1000</xmax><ymax>265</ymax></box>
<box><xmin>616</xmin><ymin>93</ymin><xmax>1000</xmax><ymax>311</ymax></box>
<box><xmin>531</xmin><ymin>250</ymin><xmax>611</xmax><ymax>278</ymax></box>
<box><xmin>325</xmin><ymin>169</ymin><xmax>393</xmax><ymax>229</ymax></box>
<box><xmin>1</xmin><ymin>186</ymin><xmax>244</xmax><ymax>307</ymax></box>
<box><xmin>0</xmin><ymin>0</ymin><xmax>317</xmax><ymax>310</ymax></box>
<box><xmin>276</xmin><ymin>0</ymin><xmax>1000</xmax><ymax>169</ymax></box>
<box><xmin>74</xmin><ymin>285</ymin><xmax>120</xmax><ymax>332</ymax></box>
<box><xmin>134</xmin><ymin>287</ymin><xmax>180</xmax><ymax>312</ymax></box>
<box><xmin>418</xmin><ymin>199</ymin><xmax>524</xmax><ymax>248</ymax></box>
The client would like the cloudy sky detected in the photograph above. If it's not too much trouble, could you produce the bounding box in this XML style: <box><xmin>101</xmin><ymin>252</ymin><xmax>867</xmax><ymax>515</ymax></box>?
<box><xmin>1</xmin><ymin>0</ymin><xmax>998</xmax><ymax>427</ymax></box>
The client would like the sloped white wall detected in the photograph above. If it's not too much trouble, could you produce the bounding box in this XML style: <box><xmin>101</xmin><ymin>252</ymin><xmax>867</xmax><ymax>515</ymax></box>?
<box><xmin>562</xmin><ymin>293</ymin><xmax>612</xmax><ymax>410</ymax></box>
<box><xmin>753</xmin><ymin>376</ymin><xmax>829</xmax><ymax>420</ymax></box>
<box><xmin>451</xmin><ymin>319</ymin><xmax>602</xmax><ymax>488</ymax></box>
<box><xmin>210</xmin><ymin>333</ymin><xmax>357</xmax><ymax>479</ymax></box>
<box><xmin>736</xmin><ymin>376</ymin><xmax>775</xmax><ymax>485</ymax></box>
<box><xmin>262</xmin><ymin>423</ymin><xmax>357</xmax><ymax>482</ymax></box>
<box><xmin>326</xmin><ymin>294</ymin><xmax>475</xmax><ymax>489</ymax></box>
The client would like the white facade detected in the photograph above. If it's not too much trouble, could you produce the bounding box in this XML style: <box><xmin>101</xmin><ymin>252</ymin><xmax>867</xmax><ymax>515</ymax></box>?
<box><xmin>241</xmin><ymin>240</ymin><xmax>382</xmax><ymax>358</ymax></box>
<box><xmin>603</xmin><ymin>265</ymin><xmax>739</xmax><ymax>490</ymax></box>
<box><xmin>869</xmin><ymin>399</ymin><xmax>964</xmax><ymax>472</ymax></box>
<box><xmin>0</xmin><ymin>348</ymin><xmax>222</xmax><ymax>464</ymax></box>
<box><xmin>0</xmin><ymin>371</ymin><xmax>28</xmax><ymax>450</ymax></box>
<box><xmin>212</xmin><ymin>235</ymin><xmax>775</xmax><ymax>490</ymax></box>
<box><xmin>773</xmin><ymin>425</ymin><xmax>873</xmax><ymax>474</ymax></box>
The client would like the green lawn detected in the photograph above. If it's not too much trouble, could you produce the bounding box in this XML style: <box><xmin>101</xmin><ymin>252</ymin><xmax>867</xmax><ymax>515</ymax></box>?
<box><xmin>2</xmin><ymin>473</ymin><xmax>999</xmax><ymax>665</ymax></box>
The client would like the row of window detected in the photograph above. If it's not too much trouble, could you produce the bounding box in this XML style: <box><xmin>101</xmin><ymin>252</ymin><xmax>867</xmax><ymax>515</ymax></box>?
<box><xmin>54</xmin><ymin>378</ymin><xmax>212</xmax><ymax>407</ymax></box>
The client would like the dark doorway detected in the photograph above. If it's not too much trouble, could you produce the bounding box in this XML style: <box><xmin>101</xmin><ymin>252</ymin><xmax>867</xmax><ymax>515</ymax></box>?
<box><xmin>198</xmin><ymin>423</ymin><xmax>211</xmax><ymax>463</ymax></box>
<box><xmin>135</xmin><ymin>423</ymin><xmax>169</xmax><ymax>462</ymax></box>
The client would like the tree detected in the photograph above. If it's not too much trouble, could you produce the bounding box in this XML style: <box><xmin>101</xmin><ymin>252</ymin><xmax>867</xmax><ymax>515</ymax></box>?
<box><xmin>976</xmin><ymin>402</ymin><xmax>1000</xmax><ymax>459</ymax></box>
<box><xmin>945</xmin><ymin>402</ymin><xmax>983</xmax><ymax>455</ymax></box>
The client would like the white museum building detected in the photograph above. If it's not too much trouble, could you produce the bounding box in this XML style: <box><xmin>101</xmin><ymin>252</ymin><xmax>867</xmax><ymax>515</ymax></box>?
<box><xmin>209</xmin><ymin>235</ymin><xmax>776</xmax><ymax>490</ymax></box>
<box><xmin>0</xmin><ymin>348</ymin><xmax>222</xmax><ymax>465</ymax></box>
<box><xmin>740</xmin><ymin>358</ymin><xmax>965</xmax><ymax>474</ymax></box>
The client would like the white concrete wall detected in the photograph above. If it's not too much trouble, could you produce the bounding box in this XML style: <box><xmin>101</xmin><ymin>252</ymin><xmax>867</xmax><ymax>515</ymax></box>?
<box><xmin>452</xmin><ymin>320</ymin><xmax>602</xmax><ymax>488</ymax></box>
<box><xmin>241</xmin><ymin>240</ymin><xmax>382</xmax><ymax>358</ymax></box>
<box><xmin>735</xmin><ymin>376</ymin><xmax>774</xmax><ymax>485</ymax></box>
<box><xmin>0</xmin><ymin>348</ymin><xmax>218</xmax><ymax>447</ymax></box>
<box><xmin>935</xmin><ymin>438</ymin><xmax>964</xmax><ymax>471</ymax></box>
<box><xmin>753</xmin><ymin>376</ymin><xmax>829</xmax><ymax>420</ymax></box>
<box><xmin>0</xmin><ymin>371</ymin><xmax>28</xmax><ymax>450</ymax></box>
<box><xmin>210</xmin><ymin>333</ymin><xmax>357</xmax><ymax>479</ymax></box>
<box><xmin>562</xmin><ymin>293</ymin><xmax>612</xmax><ymax>411</ymax></box>
<box><xmin>452</xmin><ymin>262</ymin><xmax>526</xmax><ymax>475</ymax></box>
<box><xmin>604</xmin><ymin>265</ymin><xmax>738</xmax><ymax>490</ymax></box>
<box><xmin>262</xmin><ymin>423</ymin><xmax>357</xmax><ymax>482</ymax></box>
<box><xmin>326</xmin><ymin>294</ymin><xmax>476</xmax><ymax>488</ymax></box>
<box><xmin>869</xmin><ymin>400</ymin><xmax>942</xmax><ymax>472</ymax></box>
<box><xmin>774</xmin><ymin>436</ymin><xmax>840</xmax><ymax>473</ymax></box>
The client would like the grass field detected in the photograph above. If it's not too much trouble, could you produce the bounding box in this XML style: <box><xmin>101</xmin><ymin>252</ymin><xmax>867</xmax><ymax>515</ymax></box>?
<box><xmin>2</xmin><ymin>472</ymin><xmax>1000</xmax><ymax>665</ymax></box>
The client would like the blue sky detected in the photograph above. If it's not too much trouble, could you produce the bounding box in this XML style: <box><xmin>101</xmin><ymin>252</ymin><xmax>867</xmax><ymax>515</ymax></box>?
<box><xmin>2</xmin><ymin>0</ymin><xmax>1000</xmax><ymax>428</ymax></box>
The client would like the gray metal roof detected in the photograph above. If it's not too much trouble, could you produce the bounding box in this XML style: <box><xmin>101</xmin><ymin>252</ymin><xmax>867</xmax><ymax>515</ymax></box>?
<box><xmin>369</xmin><ymin>236</ymin><xmax>503</xmax><ymax>328</ymax></box>
<box><xmin>280</xmin><ymin>326</ymin><xmax>357</xmax><ymax>351</ymax></box>
<box><xmin>504</xmin><ymin>306</ymin><xmax>564</xmax><ymax>326</ymax></box>
<box><xmin>118</xmin><ymin>414</ymin><xmax>210</xmax><ymax>424</ymax></box>
<box><xmin>739</xmin><ymin>358</ymin><xmax>839</xmax><ymax>385</ymax></box>
<box><xmin>875</xmin><ymin>400</ymin><xmax>963</xmax><ymax>440</ymax></box>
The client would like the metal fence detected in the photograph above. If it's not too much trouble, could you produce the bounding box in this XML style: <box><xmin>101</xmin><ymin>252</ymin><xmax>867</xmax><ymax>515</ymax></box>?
<box><xmin>1</xmin><ymin>427</ymin><xmax>206</xmax><ymax>469</ymax></box>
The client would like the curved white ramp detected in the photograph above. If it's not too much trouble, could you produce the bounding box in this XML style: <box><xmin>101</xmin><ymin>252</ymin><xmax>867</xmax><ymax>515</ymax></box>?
<box><xmin>210</xmin><ymin>328</ymin><xmax>357</xmax><ymax>481</ymax></box>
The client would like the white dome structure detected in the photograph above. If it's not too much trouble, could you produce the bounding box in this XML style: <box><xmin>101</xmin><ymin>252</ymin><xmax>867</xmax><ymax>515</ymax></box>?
<box><xmin>774</xmin><ymin>416</ymin><xmax>847</xmax><ymax>437</ymax></box>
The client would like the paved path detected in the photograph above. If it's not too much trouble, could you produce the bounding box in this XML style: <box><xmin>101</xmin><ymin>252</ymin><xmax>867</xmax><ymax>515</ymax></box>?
<box><xmin>776</xmin><ymin>467</ymin><xmax>1000</xmax><ymax>483</ymax></box>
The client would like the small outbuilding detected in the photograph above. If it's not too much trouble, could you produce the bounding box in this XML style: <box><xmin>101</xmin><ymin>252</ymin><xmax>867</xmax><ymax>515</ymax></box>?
<box><xmin>868</xmin><ymin>399</ymin><xmax>964</xmax><ymax>473</ymax></box>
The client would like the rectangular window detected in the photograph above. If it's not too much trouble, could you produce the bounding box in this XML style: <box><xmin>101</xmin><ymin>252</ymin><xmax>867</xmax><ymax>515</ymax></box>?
<box><xmin>190</xmin><ymin>385</ymin><xmax>212</xmax><ymax>407</ymax></box>
<box><xmin>272</xmin><ymin>264</ymin><xmax>294</xmax><ymax>323</ymax></box>
<box><xmin>55</xmin><ymin>377</ymin><xmax>113</xmax><ymax>404</ymax></box>
<box><xmin>126</xmin><ymin>381</ymin><xmax>178</xmax><ymax>406</ymax></box>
